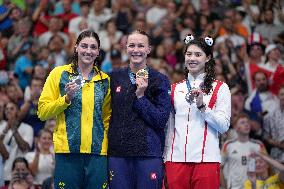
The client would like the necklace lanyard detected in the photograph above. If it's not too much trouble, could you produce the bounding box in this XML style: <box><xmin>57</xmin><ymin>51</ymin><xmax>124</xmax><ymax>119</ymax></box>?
<box><xmin>186</xmin><ymin>79</ymin><xmax>191</xmax><ymax>94</ymax></box>
<box><xmin>128</xmin><ymin>69</ymin><xmax>136</xmax><ymax>84</ymax></box>
<box><xmin>185</xmin><ymin>79</ymin><xmax>195</xmax><ymax>104</ymax></box>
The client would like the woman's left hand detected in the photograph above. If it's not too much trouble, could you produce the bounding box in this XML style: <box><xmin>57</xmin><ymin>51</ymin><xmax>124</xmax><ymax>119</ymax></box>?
<box><xmin>191</xmin><ymin>88</ymin><xmax>204</xmax><ymax>107</ymax></box>
<box><xmin>135</xmin><ymin>77</ymin><xmax>148</xmax><ymax>98</ymax></box>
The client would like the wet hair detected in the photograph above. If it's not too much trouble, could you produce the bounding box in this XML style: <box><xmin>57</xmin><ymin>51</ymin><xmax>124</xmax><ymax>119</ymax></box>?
<box><xmin>70</xmin><ymin>30</ymin><xmax>102</xmax><ymax>76</ymax></box>
<box><xmin>183</xmin><ymin>37</ymin><xmax>215</xmax><ymax>94</ymax></box>
<box><xmin>12</xmin><ymin>157</ymin><xmax>29</xmax><ymax>171</ymax></box>
<box><xmin>127</xmin><ymin>29</ymin><xmax>151</xmax><ymax>46</ymax></box>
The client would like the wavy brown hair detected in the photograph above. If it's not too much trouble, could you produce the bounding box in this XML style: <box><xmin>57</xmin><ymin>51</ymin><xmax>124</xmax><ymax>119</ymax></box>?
<box><xmin>70</xmin><ymin>30</ymin><xmax>102</xmax><ymax>76</ymax></box>
<box><xmin>183</xmin><ymin>37</ymin><xmax>215</xmax><ymax>94</ymax></box>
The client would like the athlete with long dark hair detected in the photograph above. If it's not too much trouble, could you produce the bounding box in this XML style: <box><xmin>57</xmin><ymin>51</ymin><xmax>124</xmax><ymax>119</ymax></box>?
<box><xmin>164</xmin><ymin>35</ymin><xmax>231</xmax><ymax>189</ymax></box>
<box><xmin>38</xmin><ymin>30</ymin><xmax>111</xmax><ymax>189</ymax></box>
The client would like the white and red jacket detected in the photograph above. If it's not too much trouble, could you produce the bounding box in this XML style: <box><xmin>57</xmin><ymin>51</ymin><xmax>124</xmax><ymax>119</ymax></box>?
<box><xmin>164</xmin><ymin>73</ymin><xmax>231</xmax><ymax>163</ymax></box>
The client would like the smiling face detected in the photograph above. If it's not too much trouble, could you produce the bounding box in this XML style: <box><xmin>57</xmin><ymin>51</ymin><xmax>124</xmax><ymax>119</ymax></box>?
<box><xmin>126</xmin><ymin>33</ymin><xmax>151</xmax><ymax>68</ymax></box>
<box><xmin>4</xmin><ymin>102</ymin><xmax>18</xmax><ymax>121</ymax></box>
<box><xmin>255</xmin><ymin>156</ymin><xmax>269</xmax><ymax>174</ymax></box>
<box><xmin>76</xmin><ymin>37</ymin><xmax>100</xmax><ymax>67</ymax></box>
<box><xmin>185</xmin><ymin>44</ymin><xmax>210</xmax><ymax>77</ymax></box>
<box><xmin>39</xmin><ymin>131</ymin><xmax>53</xmax><ymax>151</ymax></box>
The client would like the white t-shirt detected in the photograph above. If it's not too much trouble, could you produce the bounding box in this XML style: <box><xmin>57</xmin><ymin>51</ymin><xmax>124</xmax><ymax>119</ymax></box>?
<box><xmin>0</xmin><ymin>122</ymin><xmax>34</xmax><ymax>181</ymax></box>
<box><xmin>25</xmin><ymin>152</ymin><xmax>55</xmax><ymax>185</ymax></box>
<box><xmin>221</xmin><ymin>139</ymin><xmax>266</xmax><ymax>189</ymax></box>
<box><xmin>146</xmin><ymin>6</ymin><xmax>167</xmax><ymax>25</ymax></box>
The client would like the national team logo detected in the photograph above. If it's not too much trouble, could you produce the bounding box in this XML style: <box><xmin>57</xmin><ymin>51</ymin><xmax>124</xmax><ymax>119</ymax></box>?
<box><xmin>116</xmin><ymin>86</ymin><xmax>121</xmax><ymax>93</ymax></box>
<box><xmin>109</xmin><ymin>170</ymin><xmax>114</xmax><ymax>181</ymax></box>
<box><xmin>150</xmin><ymin>172</ymin><xmax>157</xmax><ymax>180</ymax></box>
<box><xmin>58</xmin><ymin>181</ymin><xmax>65</xmax><ymax>189</ymax></box>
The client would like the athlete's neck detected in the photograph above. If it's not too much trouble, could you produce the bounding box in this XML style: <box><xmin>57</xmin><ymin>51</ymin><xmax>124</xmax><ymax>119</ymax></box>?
<box><xmin>130</xmin><ymin>62</ymin><xmax>146</xmax><ymax>73</ymax></box>
<box><xmin>79</xmin><ymin>63</ymin><xmax>94</xmax><ymax>79</ymax></box>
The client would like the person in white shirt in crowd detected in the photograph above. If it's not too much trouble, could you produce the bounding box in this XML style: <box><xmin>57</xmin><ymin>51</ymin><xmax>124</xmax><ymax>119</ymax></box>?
<box><xmin>263</xmin><ymin>85</ymin><xmax>284</xmax><ymax>163</ymax></box>
<box><xmin>0</xmin><ymin>101</ymin><xmax>33</xmax><ymax>182</ymax></box>
<box><xmin>98</xmin><ymin>18</ymin><xmax>123</xmax><ymax>53</ymax></box>
<box><xmin>255</xmin><ymin>8</ymin><xmax>284</xmax><ymax>43</ymax></box>
<box><xmin>68</xmin><ymin>0</ymin><xmax>92</xmax><ymax>38</ymax></box>
<box><xmin>221</xmin><ymin>113</ymin><xmax>266</xmax><ymax>189</ymax></box>
<box><xmin>38</xmin><ymin>17</ymin><xmax>69</xmax><ymax>48</ymax></box>
<box><xmin>46</xmin><ymin>34</ymin><xmax>68</xmax><ymax>69</ymax></box>
<box><xmin>88</xmin><ymin>0</ymin><xmax>112</xmax><ymax>32</ymax></box>
<box><xmin>164</xmin><ymin>34</ymin><xmax>231</xmax><ymax>189</ymax></box>
<box><xmin>25</xmin><ymin>128</ymin><xmax>54</xmax><ymax>186</ymax></box>
<box><xmin>145</xmin><ymin>0</ymin><xmax>167</xmax><ymax>29</ymax></box>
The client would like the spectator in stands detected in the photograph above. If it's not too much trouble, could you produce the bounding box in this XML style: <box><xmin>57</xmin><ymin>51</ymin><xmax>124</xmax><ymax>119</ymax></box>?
<box><xmin>0</xmin><ymin>157</ymin><xmax>39</xmax><ymax>189</ymax></box>
<box><xmin>245</xmin><ymin>71</ymin><xmax>278</xmax><ymax>118</ymax></box>
<box><xmin>88</xmin><ymin>0</ymin><xmax>112</xmax><ymax>32</ymax></box>
<box><xmin>113</xmin><ymin>0</ymin><xmax>133</xmax><ymax>34</ymax></box>
<box><xmin>245</xmin><ymin>151</ymin><xmax>284</xmax><ymax>189</ymax></box>
<box><xmin>19</xmin><ymin>78</ymin><xmax>45</xmax><ymax>137</ymax></box>
<box><xmin>25</xmin><ymin>128</ymin><xmax>54</xmax><ymax>186</ymax></box>
<box><xmin>0</xmin><ymin>1</ymin><xmax>15</xmax><ymax>37</ymax></box>
<box><xmin>56</xmin><ymin>0</ymin><xmax>78</xmax><ymax>34</ymax></box>
<box><xmin>13</xmin><ymin>40</ymin><xmax>37</xmax><ymax>90</ymax></box>
<box><xmin>261</xmin><ymin>44</ymin><xmax>283</xmax><ymax>72</ymax></box>
<box><xmin>98</xmin><ymin>18</ymin><xmax>123</xmax><ymax>53</ymax></box>
<box><xmin>216</xmin><ymin>10</ymin><xmax>246</xmax><ymax>48</ymax></box>
<box><xmin>7</xmin><ymin>18</ymin><xmax>33</xmax><ymax>63</ymax></box>
<box><xmin>53</xmin><ymin>0</ymin><xmax>80</xmax><ymax>16</ymax></box>
<box><xmin>46</xmin><ymin>34</ymin><xmax>68</xmax><ymax>69</ymax></box>
<box><xmin>32</xmin><ymin>0</ymin><xmax>52</xmax><ymax>37</ymax></box>
<box><xmin>263</xmin><ymin>85</ymin><xmax>284</xmax><ymax>163</ymax></box>
<box><xmin>221</xmin><ymin>113</ymin><xmax>266</xmax><ymax>189</ymax></box>
<box><xmin>255</xmin><ymin>8</ymin><xmax>284</xmax><ymax>43</ymax></box>
<box><xmin>68</xmin><ymin>0</ymin><xmax>92</xmax><ymax>38</ymax></box>
<box><xmin>0</xmin><ymin>102</ymin><xmax>33</xmax><ymax>183</ymax></box>
<box><xmin>145</xmin><ymin>0</ymin><xmax>167</xmax><ymax>29</ymax></box>
<box><xmin>43</xmin><ymin>119</ymin><xmax>55</xmax><ymax>133</ymax></box>
<box><xmin>245</xmin><ymin>36</ymin><xmax>271</xmax><ymax>94</ymax></box>
<box><xmin>38</xmin><ymin>17</ymin><xmax>69</xmax><ymax>48</ymax></box>
<box><xmin>6</xmin><ymin>83</ymin><xmax>23</xmax><ymax>107</ymax></box>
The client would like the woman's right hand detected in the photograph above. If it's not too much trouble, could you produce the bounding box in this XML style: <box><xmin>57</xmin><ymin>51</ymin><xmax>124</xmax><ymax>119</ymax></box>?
<box><xmin>64</xmin><ymin>82</ymin><xmax>80</xmax><ymax>103</ymax></box>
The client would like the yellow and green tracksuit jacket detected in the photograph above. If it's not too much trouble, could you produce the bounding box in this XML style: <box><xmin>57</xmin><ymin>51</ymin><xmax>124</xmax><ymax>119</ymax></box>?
<box><xmin>37</xmin><ymin>64</ymin><xmax>111</xmax><ymax>155</ymax></box>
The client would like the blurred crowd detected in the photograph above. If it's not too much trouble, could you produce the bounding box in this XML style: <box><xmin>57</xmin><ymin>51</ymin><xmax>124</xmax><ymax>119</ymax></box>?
<box><xmin>0</xmin><ymin>0</ymin><xmax>284</xmax><ymax>188</ymax></box>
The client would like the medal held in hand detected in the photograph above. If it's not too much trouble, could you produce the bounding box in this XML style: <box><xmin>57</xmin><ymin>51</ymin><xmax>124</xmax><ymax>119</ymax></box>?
<box><xmin>185</xmin><ymin>81</ymin><xmax>205</xmax><ymax>104</ymax></box>
<box><xmin>185</xmin><ymin>87</ymin><xmax>197</xmax><ymax>104</ymax></box>
<box><xmin>72</xmin><ymin>75</ymin><xmax>85</xmax><ymax>88</ymax></box>
<box><xmin>136</xmin><ymin>68</ymin><xmax>149</xmax><ymax>78</ymax></box>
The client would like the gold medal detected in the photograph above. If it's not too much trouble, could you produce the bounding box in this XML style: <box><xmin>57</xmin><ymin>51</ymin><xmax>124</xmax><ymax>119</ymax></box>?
<box><xmin>136</xmin><ymin>69</ymin><xmax>149</xmax><ymax>78</ymax></box>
